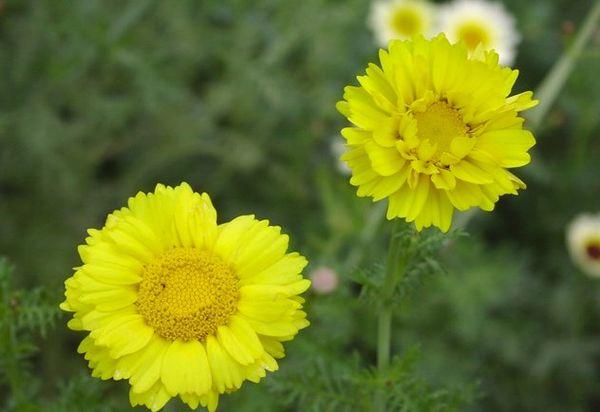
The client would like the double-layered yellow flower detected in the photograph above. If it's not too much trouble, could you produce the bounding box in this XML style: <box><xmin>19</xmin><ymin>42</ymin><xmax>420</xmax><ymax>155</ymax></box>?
<box><xmin>337</xmin><ymin>34</ymin><xmax>538</xmax><ymax>231</ymax></box>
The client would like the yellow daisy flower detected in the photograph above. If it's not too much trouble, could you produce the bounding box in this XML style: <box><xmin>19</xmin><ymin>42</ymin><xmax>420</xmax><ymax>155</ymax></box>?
<box><xmin>60</xmin><ymin>183</ymin><xmax>310</xmax><ymax>411</ymax></box>
<box><xmin>336</xmin><ymin>34</ymin><xmax>538</xmax><ymax>232</ymax></box>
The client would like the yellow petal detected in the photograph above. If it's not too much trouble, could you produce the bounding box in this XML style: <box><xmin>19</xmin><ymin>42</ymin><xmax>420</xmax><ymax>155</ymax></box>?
<box><xmin>451</xmin><ymin>160</ymin><xmax>494</xmax><ymax>184</ymax></box>
<box><xmin>440</xmin><ymin>151</ymin><xmax>460</xmax><ymax>166</ymax></box>
<box><xmin>372</xmin><ymin>116</ymin><xmax>400</xmax><ymax>147</ymax></box>
<box><xmin>417</xmin><ymin>140</ymin><xmax>437</xmax><ymax>161</ymax></box>
<box><xmin>228</xmin><ymin>315</ymin><xmax>263</xmax><ymax>359</ymax></box>
<box><xmin>233</xmin><ymin>222</ymin><xmax>289</xmax><ymax>278</ymax></box>
<box><xmin>201</xmin><ymin>390</ymin><xmax>219</xmax><ymax>412</ymax></box>
<box><xmin>371</xmin><ymin>163</ymin><xmax>412</xmax><ymax>201</ymax></box>
<box><xmin>362</xmin><ymin>63</ymin><xmax>397</xmax><ymax>107</ymax></box>
<box><xmin>341</xmin><ymin>127</ymin><xmax>370</xmax><ymax>145</ymax></box>
<box><xmin>217</xmin><ymin>325</ymin><xmax>255</xmax><ymax>365</ymax></box>
<box><xmin>238</xmin><ymin>298</ymin><xmax>299</xmax><ymax>322</ymax></box>
<box><xmin>240</xmin><ymin>252</ymin><xmax>308</xmax><ymax>286</ymax></box>
<box><xmin>92</xmin><ymin>314</ymin><xmax>153</xmax><ymax>359</ymax></box>
<box><xmin>431</xmin><ymin>169</ymin><xmax>456</xmax><ymax>190</ymax></box>
<box><xmin>125</xmin><ymin>337</ymin><xmax>170</xmax><ymax>394</ymax></box>
<box><xmin>78</xmin><ymin>286</ymin><xmax>137</xmax><ymax>312</ymax></box>
<box><xmin>161</xmin><ymin>340</ymin><xmax>212</xmax><ymax>396</ymax></box>
<box><xmin>104</xmin><ymin>226</ymin><xmax>156</xmax><ymax>264</ymax></box>
<box><xmin>446</xmin><ymin>181</ymin><xmax>484</xmax><ymax>211</ymax></box>
<box><xmin>414</xmin><ymin>188</ymin><xmax>454</xmax><ymax>232</ymax></box>
<box><xmin>450</xmin><ymin>136</ymin><xmax>476</xmax><ymax>159</ymax></box>
<box><xmin>212</xmin><ymin>215</ymin><xmax>256</xmax><ymax>261</ymax></box>
<box><xmin>476</xmin><ymin>129</ymin><xmax>535</xmax><ymax>168</ymax></box>
<box><xmin>243</xmin><ymin>317</ymin><xmax>299</xmax><ymax>337</ymax></box>
<box><xmin>129</xmin><ymin>382</ymin><xmax>170</xmax><ymax>412</ymax></box>
<box><xmin>180</xmin><ymin>393</ymin><xmax>200</xmax><ymax>409</ymax></box>
<box><xmin>336</xmin><ymin>100</ymin><xmax>350</xmax><ymax>117</ymax></box>
<box><xmin>344</xmin><ymin>86</ymin><xmax>389</xmax><ymax>130</ymax></box>
<box><xmin>365</xmin><ymin>141</ymin><xmax>405</xmax><ymax>176</ymax></box>
<box><xmin>406</xmin><ymin>175</ymin><xmax>430</xmax><ymax>222</ymax></box>
<box><xmin>206</xmin><ymin>335</ymin><xmax>243</xmax><ymax>393</ymax></box>
<box><xmin>386</xmin><ymin>184</ymin><xmax>411</xmax><ymax>219</ymax></box>
<box><xmin>172</xmin><ymin>187</ymin><xmax>217</xmax><ymax>247</ymax></box>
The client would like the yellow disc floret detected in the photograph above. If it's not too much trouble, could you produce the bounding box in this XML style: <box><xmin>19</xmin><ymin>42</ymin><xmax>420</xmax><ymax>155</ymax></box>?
<box><xmin>413</xmin><ymin>101</ymin><xmax>469</xmax><ymax>156</ymax></box>
<box><xmin>137</xmin><ymin>248</ymin><xmax>239</xmax><ymax>342</ymax></box>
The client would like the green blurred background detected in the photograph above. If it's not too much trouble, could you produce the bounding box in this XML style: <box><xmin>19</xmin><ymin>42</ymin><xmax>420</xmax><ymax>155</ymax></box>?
<box><xmin>1</xmin><ymin>0</ymin><xmax>599</xmax><ymax>411</ymax></box>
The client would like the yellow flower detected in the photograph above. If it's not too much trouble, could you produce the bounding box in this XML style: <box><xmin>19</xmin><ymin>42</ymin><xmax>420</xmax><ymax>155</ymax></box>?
<box><xmin>336</xmin><ymin>34</ymin><xmax>538</xmax><ymax>232</ymax></box>
<box><xmin>370</xmin><ymin>0</ymin><xmax>435</xmax><ymax>45</ymax></box>
<box><xmin>60</xmin><ymin>183</ymin><xmax>310</xmax><ymax>411</ymax></box>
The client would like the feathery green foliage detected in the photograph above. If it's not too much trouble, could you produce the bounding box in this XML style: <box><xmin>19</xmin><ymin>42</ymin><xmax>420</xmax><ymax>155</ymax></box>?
<box><xmin>0</xmin><ymin>258</ymin><xmax>124</xmax><ymax>412</ymax></box>
<box><xmin>351</xmin><ymin>226</ymin><xmax>467</xmax><ymax>309</ymax></box>
<box><xmin>0</xmin><ymin>258</ymin><xmax>60</xmax><ymax>410</ymax></box>
<box><xmin>270</xmin><ymin>347</ymin><xmax>477</xmax><ymax>412</ymax></box>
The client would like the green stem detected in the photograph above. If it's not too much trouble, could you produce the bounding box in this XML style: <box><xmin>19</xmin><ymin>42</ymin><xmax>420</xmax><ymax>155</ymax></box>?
<box><xmin>375</xmin><ymin>307</ymin><xmax>392</xmax><ymax>411</ymax></box>
<box><xmin>344</xmin><ymin>202</ymin><xmax>387</xmax><ymax>273</ymax></box>
<box><xmin>377</xmin><ymin>226</ymin><xmax>398</xmax><ymax>370</ymax></box>
<box><xmin>376</xmin><ymin>309</ymin><xmax>392</xmax><ymax>378</ymax></box>
<box><xmin>375</xmin><ymin>221</ymin><xmax>407</xmax><ymax>412</ymax></box>
<box><xmin>527</xmin><ymin>0</ymin><xmax>600</xmax><ymax>129</ymax></box>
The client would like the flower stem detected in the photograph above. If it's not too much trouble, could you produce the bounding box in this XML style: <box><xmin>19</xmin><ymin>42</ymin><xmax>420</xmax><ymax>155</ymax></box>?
<box><xmin>375</xmin><ymin>221</ymin><xmax>407</xmax><ymax>412</ymax></box>
<box><xmin>527</xmin><ymin>0</ymin><xmax>600</xmax><ymax>129</ymax></box>
<box><xmin>376</xmin><ymin>308</ymin><xmax>392</xmax><ymax>377</ymax></box>
<box><xmin>375</xmin><ymin>306</ymin><xmax>392</xmax><ymax>412</ymax></box>
<box><xmin>344</xmin><ymin>202</ymin><xmax>387</xmax><ymax>273</ymax></box>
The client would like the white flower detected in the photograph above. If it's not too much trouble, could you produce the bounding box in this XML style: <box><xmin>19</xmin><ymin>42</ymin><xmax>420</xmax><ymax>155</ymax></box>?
<box><xmin>567</xmin><ymin>213</ymin><xmax>600</xmax><ymax>278</ymax></box>
<box><xmin>310</xmin><ymin>266</ymin><xmax>340</xmax><ymax>294</ymax></box>
<box><xmin>331</xmin><ymin>138</ymin><xmax>351</xmax><ymax>175</ymax></box>
<box><xmin>369</xmin><ymin>0</ymin><xmax>435</xmax><ymax>46</ymax></box>
<box><xmin>436</xmin><ymin>0</ymin><xmax>520</xmax><ymax>65</ymax></box>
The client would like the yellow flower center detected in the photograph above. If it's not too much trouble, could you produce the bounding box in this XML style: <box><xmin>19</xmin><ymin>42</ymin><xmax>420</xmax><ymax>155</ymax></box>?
<box><xmin>391</xmin><ymin>7</ymin><xmax>423</xmax><ymax>36</ymax></box>
<box><xmin>137</xmin><ymin>248</ymin><xmax>239</xmax><ymax>341</ymax></box>
<box><xmin>456</xmin><ymin>21</ymin><xmax>493</xmax><ymax>51</ymax></box>
<box><xmin>414</xmin><ymin>101</ymin><xmax>467</xmax><ymax>154</ymax></box>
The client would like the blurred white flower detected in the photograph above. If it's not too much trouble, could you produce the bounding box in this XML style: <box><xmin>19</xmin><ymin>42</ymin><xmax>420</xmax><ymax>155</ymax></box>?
<box><xmin>331</xmin><ymin>138</ymin><xmax>351</xmax><ymax>175</ymax></box>
<box><xmin>369</xmin><ymin>0</ymin><xmax>436</xmax><ymax>46</ymax></box>
<box><xmin>567</xmin><ymin>213</ymin><xmax>600</xmax><ymax>278</ymax></box>
<box><xmin>436</xmin><ymin>0</ymin><xmax>520</xmax><ymax>65</ymax></box>
<box><xmin>310</xmin><ymin>266</ymin><xmax>339</xmax><ymax>294</ymax></box>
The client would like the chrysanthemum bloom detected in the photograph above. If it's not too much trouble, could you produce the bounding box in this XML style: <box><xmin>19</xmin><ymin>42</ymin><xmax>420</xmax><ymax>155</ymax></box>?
<box><xmin>60</xmin><ymin>183</ymin><xmax>310</xmax><ymax>411</ymax></box>
<box><xmin>336</xmin><ymin>34</ymin><xmax>537</xmax><ymax>232</ymax></box>
<box><xmin>370</xmin><ymin>0</ymin><xmax>436</xmax><ymax>46</ymax></box>
<box><xmin>437</xmin><ymin>0</ymin><xmax>520</xmax><ymax>65</ymax></box>
<box><xmin>567</xmin><ymin>213</ymin><xmax>600</xmax><ymax>278</ymax></box>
